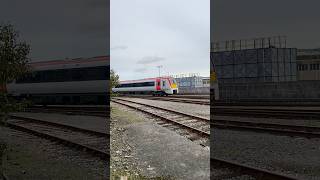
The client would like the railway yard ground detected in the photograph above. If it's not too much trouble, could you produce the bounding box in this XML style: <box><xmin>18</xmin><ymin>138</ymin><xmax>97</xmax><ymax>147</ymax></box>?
<box><xmin>110</xmin><ymin>101</ymin><xmax>210</xmax><ymax>179</ymax></box>
<box><xmin>0</xmin><ymin>111</ymin><xmax>108</xmax><ymax>179</ymax></box>
<box><xmin>116</xmin><ymin>95</ymin><xmax>320</xmax><ymax>179</ymax></box>
<box><xmin>211</xmin><ymin>104</ymin><xmax>320</xmax><ymax>179</ymax></box>
<box><xmin>1</xmin><ymin>94</ymin><xmax>320</xmax><ymax>179</ymax></box>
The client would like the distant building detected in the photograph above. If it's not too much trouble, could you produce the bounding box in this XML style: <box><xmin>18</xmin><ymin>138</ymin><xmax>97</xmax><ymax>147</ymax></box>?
<box><xmin>297</xmin><ymin>50</ymin><xmax>320</xmax><ymax>80</ymax></box>
<box><xmin>173</xmin><ymin>75</ymin><xmax>210</xmax><ymax>94</ymax></box>
<box><xmin>174</xmin><ymin>76</ymin><xmax>210</xmax><ymax>88</ymax></box>
<box><xmin>202</xmin><ymin>77</ymin><xmax>210</xmax><ymax>87</ymax></box>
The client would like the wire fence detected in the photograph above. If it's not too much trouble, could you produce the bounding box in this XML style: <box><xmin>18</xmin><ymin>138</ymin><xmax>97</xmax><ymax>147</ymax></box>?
<box><xmin>211</xmin><ymin>36</ymin><xmax>287</xmax><ymax>52</ymax></box>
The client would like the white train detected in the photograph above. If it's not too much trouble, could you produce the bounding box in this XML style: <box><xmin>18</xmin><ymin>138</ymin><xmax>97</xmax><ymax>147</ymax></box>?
<box><xmin>112</xmin><ymin>77</ymin><xmax>178</xmax><ymax>96</ymax></box>
<box><xmin>7</xmin><ymin>56</ymin><xmax>109</xmax><ymax>105</ymax></box>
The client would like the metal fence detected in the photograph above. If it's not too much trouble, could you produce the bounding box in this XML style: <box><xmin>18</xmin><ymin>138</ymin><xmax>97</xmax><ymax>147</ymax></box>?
<box><xmin>211</xmin><ymin>36</ymin><xmax>287</xmax><ymax>52</ymax></box>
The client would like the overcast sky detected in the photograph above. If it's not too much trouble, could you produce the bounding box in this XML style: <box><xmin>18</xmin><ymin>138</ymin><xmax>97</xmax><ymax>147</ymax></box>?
<box><xmin>111</xmin><ymin>0</ymin><xmax>210</xmax><ymax>80</ymax></box>
<box><xmin>212</xmin><ymin>0</ymin><xmax>320</xmax><ymax>49</ymax></box>
<box><xmin>0</xmin><ymin>0</ymin><xmax>108</xmax><ymax>62</ymax></box>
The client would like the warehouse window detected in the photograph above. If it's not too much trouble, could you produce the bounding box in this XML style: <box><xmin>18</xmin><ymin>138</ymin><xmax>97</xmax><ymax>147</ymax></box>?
<box><xmin>309</xmin><ymin>64</ymin><xmax>320</xmax><ymax>71</ymax></box>
<box><xmin>297</xmin><ymin>64</ymin><xmax>304</xmax><ymax>71</ymax></box>
<box><xmin>299</xmin><ymin>64</ymin><xmax>308</xmax><ymax>71</ymax></box>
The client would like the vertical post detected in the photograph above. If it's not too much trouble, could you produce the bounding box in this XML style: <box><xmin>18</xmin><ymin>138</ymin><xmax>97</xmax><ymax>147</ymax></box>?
<box><xmin>157</xmin><ymin>65</ymin><xmax>163</xmax><ymax>77</ymax></box>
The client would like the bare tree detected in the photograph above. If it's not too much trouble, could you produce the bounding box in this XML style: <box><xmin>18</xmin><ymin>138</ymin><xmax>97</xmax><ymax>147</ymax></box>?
<box><xmin>0</xmin><ymin>23</ymin><xmax>30</xmax><ymax>123</ymax></box>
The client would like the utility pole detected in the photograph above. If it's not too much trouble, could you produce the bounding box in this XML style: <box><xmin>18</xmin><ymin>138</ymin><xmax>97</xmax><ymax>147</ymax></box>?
<box><xmin>157</xmin><ymin>65</ymin><xmax>163</xmax><ymax>77</ymax></box>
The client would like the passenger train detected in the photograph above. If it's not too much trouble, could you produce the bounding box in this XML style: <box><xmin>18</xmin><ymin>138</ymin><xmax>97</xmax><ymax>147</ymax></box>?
<box><xmin>6</xmin><ymin>56</ymin><xmax>109</xmax><ymax>105</ymax></box>
<box><xmin>112</xmin><ymin>77</ymin><xmax>178</xmax><ymax>96</ymax></box>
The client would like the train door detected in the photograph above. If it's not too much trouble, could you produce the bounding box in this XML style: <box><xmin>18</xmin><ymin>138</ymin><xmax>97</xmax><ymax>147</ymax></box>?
<box><xmin>156</xmin><ymin>78</ymin><xmax>161</xmax><ymax>91</ymax></box>
<box><xmin>162</xmin><ymin>79</ymin><xmax>166</xmax><ymax>89</ymax></box>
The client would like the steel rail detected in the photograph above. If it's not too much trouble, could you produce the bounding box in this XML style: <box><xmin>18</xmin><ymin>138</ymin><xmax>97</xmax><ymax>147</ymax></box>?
<box><xmin>112</xmin><ymin>99</ymin><xmax>210</xmax><ymax>138</ymax></box>
<box><xmin>119</xmin><ymin>94</ymin><xmax>209</xmax><ymax>99</ymax></box>
<box><xmin>134</xmin><ymin>96</ymin><xmax>210</xmax><ymax>105</ymax></box>
<box><xmin>212</xmin><ymin>119</ymin><xmax>320</xmax><ymax>138</ymax></box>
<box><xmin>211</xmin><ymin>158</ymin><xmax>298</xmax><ymax>180</ymax></box>
<box><xmin>25</xmin><ymin>108</ymin><xmax>108</xmax><ymax>117</ymax></box>
<box><xmin>212</xmin><ymin>108</ymin><xmax>320</xmax><ymax>119</ymax></box>
<box><xmin>113</xmin><ymin>98</ymin><xmax>210</xmax><ymax>122</ymax></box>
<box><xmin>114</xmin><ymin>98</ymin><xmax>320</xmax><ymax>138</ymax></box>
<box><xmin>1</xmin><ymin>117</ymin><xmax>109</xmax><ymax>159</ymax></box>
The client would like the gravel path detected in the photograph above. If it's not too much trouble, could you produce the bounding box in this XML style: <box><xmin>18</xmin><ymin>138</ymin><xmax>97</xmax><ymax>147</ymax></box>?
<box><xmin>211</xmin><ymin>128</ymin><xmax>320</xmax><ymax>179</ymax></box>
<box><xmin>116</xmin><ymin>97</ymin><xmax>209</xmax><ymax>119</ymax></box>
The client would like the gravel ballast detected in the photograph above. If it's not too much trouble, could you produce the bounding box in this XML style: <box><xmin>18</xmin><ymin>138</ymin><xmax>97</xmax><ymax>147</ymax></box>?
<box><xmin>116</xmin><ymin>97</ymin><xmax>210</xmax><ymax>119</ymax></box>
<box><xmin>211</xmin><ymin>128</ymin><xmax>320</xmax><ymax>179</ymax></box>
<box><xmin>0</xmin><ymin>125</ymin><xmax>107</xmax><ymax>179</ymax></box>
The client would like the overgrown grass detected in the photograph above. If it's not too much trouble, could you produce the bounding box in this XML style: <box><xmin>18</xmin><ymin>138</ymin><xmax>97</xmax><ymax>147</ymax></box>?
<box><xmin>111</xmin><ymin>105</ymin><xmax>146</xmax><ymax>124</ymax></box>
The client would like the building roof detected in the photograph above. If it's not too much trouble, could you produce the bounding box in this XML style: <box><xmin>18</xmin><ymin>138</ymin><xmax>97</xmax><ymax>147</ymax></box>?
<box><xmin>30</xmin><ymin>56</ymin><xmax>109</xmax><ymax>67</ymax></box>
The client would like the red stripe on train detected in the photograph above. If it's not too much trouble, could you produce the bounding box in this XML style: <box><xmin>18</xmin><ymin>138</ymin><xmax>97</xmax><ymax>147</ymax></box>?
<box><xmin>156</xmin><ymin>78</ymin><xmax>161</xmax><ymax>90</ymax></box>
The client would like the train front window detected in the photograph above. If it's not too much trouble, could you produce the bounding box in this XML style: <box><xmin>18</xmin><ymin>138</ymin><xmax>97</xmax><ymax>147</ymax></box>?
<box><xmin>173</xmin><ymin>79</ymin><xmax>177</xmax><ymax>84</ymax></box>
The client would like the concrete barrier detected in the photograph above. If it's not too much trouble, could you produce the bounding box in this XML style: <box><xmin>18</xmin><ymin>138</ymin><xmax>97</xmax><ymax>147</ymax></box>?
<box><xmin>178</xmin><ymin>87</ymin><xmax>210</xmax><ymax>95</ymax></box>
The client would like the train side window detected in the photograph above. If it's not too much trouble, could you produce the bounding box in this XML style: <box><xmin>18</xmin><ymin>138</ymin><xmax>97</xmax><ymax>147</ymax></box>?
<box><xmin>162</xmin><ymin>81</ymin><xmax>166</xmax><ymax>86</ymax></box>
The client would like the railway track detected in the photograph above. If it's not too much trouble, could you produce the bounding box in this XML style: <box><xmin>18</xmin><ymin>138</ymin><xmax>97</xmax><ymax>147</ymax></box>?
<box><xmin>212</xmin><ymin>107</ymin><xmax>320</xmax><ymax>119</ymax></box>
<box><xmin>114</xmin><ymin>98</ymin><xmax>320</xmax><ymax>138</ymax></box>
<box><xmin>120</xmin><ymin>94</ymin><xmax>209</xmax><ymax>99</ymax></box>
<box><xmin>4</xmin><ymin>115</ymin><xmax>109</xmax><ymax>159</ymax></box>
<box><xmin>130</xmin><ymin>96</ymin><xmax>210</xmax><ymax>105</ymax></box>
<box><xmin>112</xmin><ymin>98</ymin><xmax>210</xmax><ymax>147</ymax></box>
<box><xmin>26</xmin><ymin>106</ymin><xmax>109</xmax><ymax>117</ymax></box>
<box><xmin>212</xmin><ymin>118</ymin><xmax>320</xmax><ymax>138</ymax></box>
<box><xmin>211</xmin><ymin>158</ymin><xmax>298</xmax><ymax>180</ymax></box>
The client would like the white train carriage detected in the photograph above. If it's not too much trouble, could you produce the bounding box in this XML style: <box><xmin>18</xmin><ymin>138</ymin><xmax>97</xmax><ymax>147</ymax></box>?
<box><xmin>7</xmin><ymin>56</ymin><xmax>109</xmax><ymax>105</ymax></box>
<box><xmin>112</xmin><ymin>77</ymin><xmax>178</xmax><ymax>96</ymax></box>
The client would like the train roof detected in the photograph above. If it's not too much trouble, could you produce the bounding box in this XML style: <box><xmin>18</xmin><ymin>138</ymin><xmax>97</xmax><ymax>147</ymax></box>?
<box><xmin>120</xmin><ymin>76</ymin><xmax>174</xmax><ymax>84</ymax></box>
<box><xmin>29</xmin><ymin>56</ymin><xmax>109</xmax><ymax>71</ymax></box>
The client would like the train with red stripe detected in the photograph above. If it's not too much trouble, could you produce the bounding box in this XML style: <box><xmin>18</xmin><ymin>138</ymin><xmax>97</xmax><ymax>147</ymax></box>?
<box><xmin>6</xmin><ymin>56</ymin><xmax>109</xmax><ymax>105</ymax></box>
<box><xmin>112</xmin><ymin>77</ymin><xmax>178</xmax><ymax>96</ymax></box>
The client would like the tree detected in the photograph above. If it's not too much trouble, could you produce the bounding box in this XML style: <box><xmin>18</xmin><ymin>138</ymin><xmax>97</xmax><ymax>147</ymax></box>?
<box><xmin>0</xmin><ymin>23</ymin><xmax>31</xmax><ymax>123</ymax></box>
<box><xmin>110</xmin><ymin>69</ymin><xmax>119</xmax><ymax>96</ymax></box>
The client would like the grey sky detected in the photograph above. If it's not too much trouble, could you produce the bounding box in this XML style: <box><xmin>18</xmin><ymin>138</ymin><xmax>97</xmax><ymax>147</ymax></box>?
<box><xmin>212</xmin><ymin>0</ymin><xmax>320</xmax><ymax>49</ymax></box>
<box><xmin>111</xmin><ymin>0</ymin><xmax>210</xmax><ymax>80</ymax></box>
<box><xmin>0</xmin><ymin>0</ymin><xmax>108</xmax><ymax>62</ymax></box>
